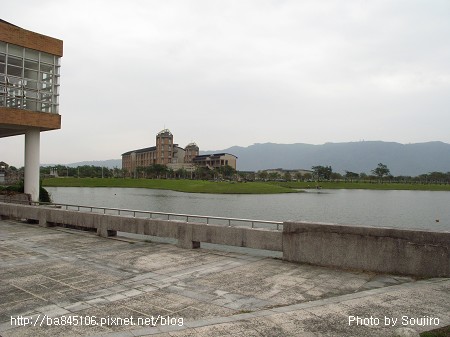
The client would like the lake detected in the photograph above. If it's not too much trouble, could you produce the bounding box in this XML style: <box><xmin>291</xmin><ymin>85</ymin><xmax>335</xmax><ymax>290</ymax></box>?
<box><xmin>46</xmin><ymin>187</ymin><xmax>450</xmax><ymax>232</ymax></box>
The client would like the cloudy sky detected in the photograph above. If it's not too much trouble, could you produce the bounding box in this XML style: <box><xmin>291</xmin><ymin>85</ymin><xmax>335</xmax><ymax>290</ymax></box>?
<box><xmin>2</xmin><ymin>0</ymin><xmax>450</xmax><ymax>167</ymax></box>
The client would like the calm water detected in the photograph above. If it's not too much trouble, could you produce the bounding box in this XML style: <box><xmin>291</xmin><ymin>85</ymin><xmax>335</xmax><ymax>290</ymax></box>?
<box><xmin>46</xmin><ymin>187</ymin><xmax>450</xmax><ymax>232</ymax></box>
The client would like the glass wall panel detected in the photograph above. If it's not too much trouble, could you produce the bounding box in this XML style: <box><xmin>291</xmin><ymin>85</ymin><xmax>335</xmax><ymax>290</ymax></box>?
<box><xmin>24</xmin><ymin>60</ymin><xmax>39</xmax><ymax>70</ymax></box>
<box><xmin>25</xmin><ymin>90</ymin><xmax>39</xmax><ymax>99</ymax></box>
<box><xmin>40</xmin><ymin>52</ymin><xmax>54</xmax><ymax>64</ymax></box>
<box><xmin>40</xmin><ymin>72</ymin><xmax>52</xmax><ymax>82</ymax></box>
<box><xmin>8</xmin><ymin>44</ymin><xmax>23</xmax><ymax>57</ymax></box>
<box><xmin>7</xmin><ymin>97</ymin><xmax>22</xmax><ymax>108</ymax></box>
<box><xmin>24</xmin><ymin>80</ymin><xmax>38</xmax><ymax>89</ymax></box>
<box><xmin>40</xmin><ymin>92</ymin><xmax>52</xmax><ymax>102</ymax></box>
<box><xmin>40</xmin><ymin>63</ymin><xmax>53</xmax><ymax>73</ymax></box>
<box><xmin>3</xmin><ymin>42</ymin><xmax>60</xmax><ymax>113</ymax></box>
<box><xmin>7</xmin><ymin>65</ymin><xmax>22</xmax><ymax>77</ymax></box>
<box><xmin>41</xmin><ymin>103</ymin><xmax>51</xmax><ymax>112</ymax></box>
<box><xmin>40</xmin><ymin>82</ymin><xmax>52</xmax><ymax>91</ymax></box>
<box><xmin>25</xmin><ymin>49</ymin><xmax>39</xmax><ymax>61</ymax></box>
<box><xmin>7</xmin><ymin>77</ymin><xmax>22</xmax><ymax>86</ymax></box>
<box><xmin>24</xmin><ymin>69</ymin><xmax>38</xmax><ymax>80</ymax></box>
<box><xmin>7</xmin><ymin>56</ymin><xmax>23</xmax><ymax>67</ymax></box>
<box><xmin>24</xmin><ymin>100</ymin><xmax>37</xmax><ymax>111</ymax></box>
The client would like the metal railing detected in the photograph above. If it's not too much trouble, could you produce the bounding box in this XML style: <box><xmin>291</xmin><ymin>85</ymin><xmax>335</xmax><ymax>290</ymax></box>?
<box><xmin>26</xmin><ymin>201</ymin><xmax>283</xmax><ymax>231</ymax></box>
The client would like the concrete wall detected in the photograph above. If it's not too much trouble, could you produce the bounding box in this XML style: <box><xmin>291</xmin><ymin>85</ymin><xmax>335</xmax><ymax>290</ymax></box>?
<box><xmin>283</xmin><ymin>221</ymin><xmax>450</xmax><ymax>278</ymax></box>
<box><xmin>1</xmin><ymin>202</ymin><xmax>448</xmax><ymax>277</ymax></box>
<box><xmin>0</xmin><ymin>202</ymin><xmax>282</xmax><ymax>252</ymax></box>
<box><xmin>0</xmin><ymin>193</ymin><xmax>30</xmax><ymax>205</ymax></box>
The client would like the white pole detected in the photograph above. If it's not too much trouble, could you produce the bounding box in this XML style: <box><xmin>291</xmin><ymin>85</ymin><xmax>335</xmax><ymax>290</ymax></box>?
<box><xmin>24</xmin><ymin>128</ymin><xmax>40</xmax><ymax>202</ymax></box>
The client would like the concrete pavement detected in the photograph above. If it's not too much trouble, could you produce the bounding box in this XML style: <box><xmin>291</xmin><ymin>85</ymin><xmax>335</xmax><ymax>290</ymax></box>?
<box><xmin>0</xmin><ymin>219</ymin><xmax>449</xmax><ymax>336</ymax></box>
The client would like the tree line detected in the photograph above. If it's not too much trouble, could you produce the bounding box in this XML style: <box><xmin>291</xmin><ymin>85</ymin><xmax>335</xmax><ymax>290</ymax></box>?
<box><xmin>39</xmin><ymin>164</ymin><xmax>237</xmax><ymax>180</ymax></box>
<box><xmin>30</xmin><ymin>163</ymin><xmax>450</xmax><ymax>184</ymax></box>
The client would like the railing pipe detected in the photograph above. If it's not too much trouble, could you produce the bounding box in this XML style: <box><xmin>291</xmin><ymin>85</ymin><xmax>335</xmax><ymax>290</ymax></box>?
<box><xmin>15</xmin><ymin>201</ymin><xmax>283</xmax><ymax>230</ymax></box>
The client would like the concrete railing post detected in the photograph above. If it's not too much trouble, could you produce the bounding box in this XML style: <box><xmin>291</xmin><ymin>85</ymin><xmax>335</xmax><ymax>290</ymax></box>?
<box><xmin>177</xmin><ymin>223</ymin><xmax>200</xmax><ymax>249</ymax></box>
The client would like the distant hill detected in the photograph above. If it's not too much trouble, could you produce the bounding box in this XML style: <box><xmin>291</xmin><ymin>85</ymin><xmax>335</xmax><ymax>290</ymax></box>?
<box><xmin>43</xmin><ymin>159</ymin><xmax>121</xmax><ymax>169</ymax></box>
<box><xmin>202</xmin><ymin>141</ymin><xmax>450</xmax><ymax>176</ymax></box>
<box><xmin>43</xmin><ymin>141</ymin><xmax>450</xmax><ymax>176</ymax></box>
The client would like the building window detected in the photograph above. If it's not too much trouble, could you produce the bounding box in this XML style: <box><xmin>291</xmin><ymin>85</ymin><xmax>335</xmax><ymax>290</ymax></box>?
<box><xmin>0</xmin><ymin>41</ymin><xmax>60</xmax><ymax>114</ymax></box>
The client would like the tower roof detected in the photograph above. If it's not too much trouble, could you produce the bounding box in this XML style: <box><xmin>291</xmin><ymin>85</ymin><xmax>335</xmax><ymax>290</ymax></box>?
<box><xmin>186</xmin><ymin>142</ymin><xmax>198</xmax><ymax>148</ymax></box>
<box><xmin>156</xmin><ymin>129</ymin><xmax>172</xmax><ymax>137</ymax></box>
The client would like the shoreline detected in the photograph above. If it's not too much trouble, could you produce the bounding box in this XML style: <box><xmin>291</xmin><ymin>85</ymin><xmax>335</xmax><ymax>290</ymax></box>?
<box><xmin>42</xmin><ymin>178</ymin><xmax>450</xmax><ymax>194</ymax></box>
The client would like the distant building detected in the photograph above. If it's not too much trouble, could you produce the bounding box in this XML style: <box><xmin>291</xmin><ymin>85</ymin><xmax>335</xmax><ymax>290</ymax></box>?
<box><xmin>193</xmin><ymin>153</ymin><xmax>237</xmax><ymax>171</ymax></box>
<box><xmin>122</xmin><ymin>129</ymin><xmax>237</xmax><ymax>177</ymax></box>
<box><xmin>0</xmin><ymin>161</ymin><xmax>7</xmax><ymax>183</ymax></box>
<box><xmin>0</xmin><ymin>161</ymin><xmax>22</xmax><ymax>184</ymax></box>
<box><xmin>121</xmin><ymin>129</ymin><xmax>199</xmax><ymax>177</ymax></box>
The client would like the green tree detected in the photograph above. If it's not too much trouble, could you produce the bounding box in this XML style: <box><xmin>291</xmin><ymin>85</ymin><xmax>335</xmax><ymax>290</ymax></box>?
<box><xmin>294</xmin><ymin>172</ymin><xmax>303</xmax><ymax>181</ymax></box>
<box><xmin>312</xmin><ymin>165</ymin><xmax>332</xmax><ymax>181</ymax></box>
<box><xmin>345</xmin><ymin>171</ymin><xmax>359</xmax><ymax>182</ymax></box>
<box><xmin>283</xmin><ymin>171</ymin><xmax>292</xmax><ymax>181</ymax></box>
<box><xmin>218</xmin><ymin>165</ymin><xmax>236</xmax><ymax>179</ymax></box>
<box><xmin>371</xmin><ymin>163</ymin><xmax>390</xmax><ymax>181</ymax></box>
<box><xmin>175</xmin><ymin>168</ymin><xmax>188</xmax><ymax>179</ymax></box>
<box><xmin>303</xmin><ymin>173</ymin><xmax>313</xmax><ymax>181</ymax></box>
<box><xmin>268</xmin><ymin>172</ymin><xmax>280</xmax><ymax>181</ymax></box>
<box><xmin>330</xmin><ymin>172</ymin><xmax>342</xmax><ymax>181</ymax></box>
<box><xmin>194</xmin><ymin>167</ymin><xmax>213</xmax><ymax>180</ymax></box>
<box><xmin>257</xmin><ymin>171</ymin><xmax>268</xmax><ymax>181</ymax></box>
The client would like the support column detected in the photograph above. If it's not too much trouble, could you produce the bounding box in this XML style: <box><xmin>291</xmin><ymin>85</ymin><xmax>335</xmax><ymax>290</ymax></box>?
<box><xmin>24</xmin><ymin>128</ymin><xmax>40</xmax><ymax>202</ymax></box>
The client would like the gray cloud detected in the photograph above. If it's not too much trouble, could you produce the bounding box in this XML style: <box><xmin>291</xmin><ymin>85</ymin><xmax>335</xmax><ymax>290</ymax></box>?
<box><xmin>2</xmin><ymin>0</ymin><xmax>450</xmax><ymax>166</ymax></box>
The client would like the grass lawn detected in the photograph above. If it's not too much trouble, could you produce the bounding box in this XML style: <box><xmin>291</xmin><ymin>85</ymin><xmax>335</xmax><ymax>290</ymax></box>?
<box><xmin>42</xmin><ymin>178</ymin><xmax>450</xmax><ymax>194</ymax></box>
<box><xmin>42</xmin><ymin>178</ymin><xmax>297</xmax><ymax>194</ymax></box>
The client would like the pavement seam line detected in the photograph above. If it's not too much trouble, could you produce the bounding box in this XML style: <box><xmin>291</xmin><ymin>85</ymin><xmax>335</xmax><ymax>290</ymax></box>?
<box><xmin>99</xmin><ymin>279</ymin><xmax>449</xmax><ymax>337</ymax></box>
<box><xmin>8</xmin><ymin>283</ymin><xmax>48</xmax><ymax>302</ymax></box>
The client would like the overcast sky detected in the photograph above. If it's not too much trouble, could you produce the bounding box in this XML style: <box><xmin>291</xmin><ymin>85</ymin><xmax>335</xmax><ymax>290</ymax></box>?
<box><xmin>2</xmin><ymin>0</ymin><xmax>450</xmax><ymax>167</ymax></box>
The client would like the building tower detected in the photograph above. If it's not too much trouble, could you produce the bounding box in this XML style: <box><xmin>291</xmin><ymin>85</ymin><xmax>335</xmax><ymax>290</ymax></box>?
<box><xmin>0</xmin><ymin>19</ymin><xmax>63</xmax><ymax>201</ymax></box>
<box><xmin>184</xmin><ymin>143</ymin><xmax>199</xmax><ymax>163</ymax></box>
<box><xmin>155</xmin><ymin>129</ymin><xmax>173</xmax><ymax>165</ymax></box>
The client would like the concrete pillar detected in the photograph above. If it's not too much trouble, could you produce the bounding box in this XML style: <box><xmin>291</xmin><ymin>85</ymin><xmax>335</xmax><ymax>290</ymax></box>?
<box><xmin>24</xmin><ymin>128</ymin><xmax>40</xmax><ymax>202</ymax></box>
<box><xmin>177</xmin><ymin>223</ymin><xmax>200</xmax><ymax>249</ymax></box>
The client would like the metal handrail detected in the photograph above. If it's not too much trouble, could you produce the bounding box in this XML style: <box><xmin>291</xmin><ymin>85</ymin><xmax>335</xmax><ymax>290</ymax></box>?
<box><xmin>28</xmin><ymin>201</ymin><xmax>283</xmax><ymax>231</ymax></box>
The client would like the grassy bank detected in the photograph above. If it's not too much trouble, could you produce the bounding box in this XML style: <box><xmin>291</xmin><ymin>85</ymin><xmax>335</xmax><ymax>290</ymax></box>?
<box><xmin>42</xmin><ymin>178</ymin><xmax>450</xmax><ymax>194</ymax></box>
<box><xmin>42</xmin><ymin>178</ymin><xmax>297</xmax><ymax>194</ymax></box>
<box><xmin>273</xmin><ymin>181</ymin><xmax>450</xmax><ymax>191</ymax></box>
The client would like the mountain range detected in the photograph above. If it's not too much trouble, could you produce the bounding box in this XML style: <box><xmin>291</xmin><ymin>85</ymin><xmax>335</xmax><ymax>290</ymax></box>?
<box><xmin>204</xmin><ymin>141</ymin><xmax>450</xmax><ymax>176</ymax></box>
<box><xmin>46</xmin><ymin>141</ymin><xmax>450</xmax><ymax>176</ymax></box>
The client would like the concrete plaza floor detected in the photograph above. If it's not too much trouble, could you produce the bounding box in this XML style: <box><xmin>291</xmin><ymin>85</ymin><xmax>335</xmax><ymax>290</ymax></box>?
<box><xmin>0</xmin><ymin>219</ymin><xmax>449</xmax><ymax>337</ymax></box>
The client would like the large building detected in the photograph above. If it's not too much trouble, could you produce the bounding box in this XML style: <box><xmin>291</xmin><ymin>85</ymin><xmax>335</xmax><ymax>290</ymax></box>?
<box><xmin>193</xmin><ymin>153</ymin><xmax>237</xmax><ymax>170</ymax></box>
<box><xmin>122</xmin><ymin>129</ymin><xmax>237</xmax><ymax>177</ymax></box>
<box><xmin>0</xmin><ymin>19</ymin><xmax>62</xmax><ymax>201</ymax></box>
<box><xmin>122</xmin><ymin>129</ymin><xmax>200</xmax><ymax>177</ymax></box>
